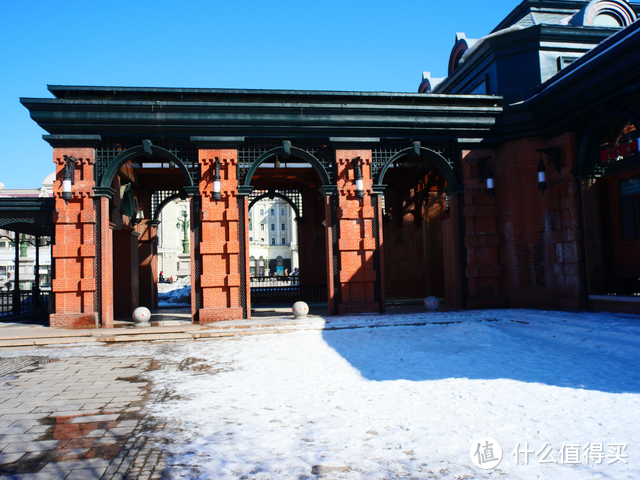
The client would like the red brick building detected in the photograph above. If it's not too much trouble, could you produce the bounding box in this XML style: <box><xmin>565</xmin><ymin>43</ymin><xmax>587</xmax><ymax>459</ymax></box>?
<box><xmin>18</xmin><ymin>0</ymin><xmax>640</xmax><ymax>327</ymax></box>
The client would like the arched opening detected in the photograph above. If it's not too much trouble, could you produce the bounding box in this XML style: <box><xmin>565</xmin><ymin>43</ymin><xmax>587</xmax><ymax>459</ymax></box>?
<box><xmin>377</xmin><ymin>147</ymin><xmax>460</xmax><ymax>306</ymax></box>
<box><xmin>155</xmin><ymin>195</ymin><xmax>193</xmax><ymax>310</ymax></box>
<box><xmin>243</xmin><ymin>146</ymin><xmax>329</xmax><ymax>310</ymax></box>
<box><xmin>100</xmin><ymin>143</ymin><xmax>196</xmax><ymax>323</ymax></box>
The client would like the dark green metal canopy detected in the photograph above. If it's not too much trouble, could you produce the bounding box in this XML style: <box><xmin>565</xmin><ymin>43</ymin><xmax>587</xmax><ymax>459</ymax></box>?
<box><xmin>21</xmin><ymin>88</ymin><xmax>502</xmax><ymax>142</ymax></box>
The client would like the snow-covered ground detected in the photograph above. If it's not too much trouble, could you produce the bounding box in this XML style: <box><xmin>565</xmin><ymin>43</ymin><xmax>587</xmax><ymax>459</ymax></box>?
<box><xmin>3</xmin><ymin>308</ymin><xmax>640</xmax><ymax>479</ymax></box>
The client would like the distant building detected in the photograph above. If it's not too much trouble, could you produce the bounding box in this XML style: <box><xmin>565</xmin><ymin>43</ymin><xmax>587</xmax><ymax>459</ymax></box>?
<box><xmin>248</xmin><ymin>197</ymin><xmax>298</xmax><ymax>276</ymax></box>
<box><xmin>0</xmin><ymin>174</ymin><xmax>54</xmax><ymax>290</ymax></box>
<box><xmin>156</xmin><ymin>198</ymin><xmax>191</xmax><ymax>282</ymax></box>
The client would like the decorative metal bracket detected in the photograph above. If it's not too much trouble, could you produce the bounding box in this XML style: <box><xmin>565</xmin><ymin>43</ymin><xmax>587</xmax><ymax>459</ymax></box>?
<box><xmin>536</xmin><ymin>147</ymin><xmax>562</xmax><ymax>173</ymax></box>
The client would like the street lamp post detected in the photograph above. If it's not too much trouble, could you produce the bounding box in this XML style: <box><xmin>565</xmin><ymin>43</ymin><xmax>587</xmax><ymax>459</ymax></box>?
<box><xmin>176</xmin><ymin>210</ymin><xmax>190</xmax><ymax>254</ymax></box>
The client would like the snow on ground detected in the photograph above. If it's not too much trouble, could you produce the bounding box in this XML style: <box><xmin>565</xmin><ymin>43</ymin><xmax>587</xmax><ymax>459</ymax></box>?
<box><xmin>158</xmin><ymin>281</ymin><xmax>191</xmax><ymax>306</ymax></box>
<box><xmin>3</xmin><ymin>309</ymin><xmax>640</xmax><ymax>479</ymax></box>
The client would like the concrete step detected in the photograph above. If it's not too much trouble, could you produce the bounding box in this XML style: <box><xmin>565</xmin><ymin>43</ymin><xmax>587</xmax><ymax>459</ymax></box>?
<box><xmin>0</xmin><ymin>317</ymin><xmax>312</xmax><ymax>349</ymax></box>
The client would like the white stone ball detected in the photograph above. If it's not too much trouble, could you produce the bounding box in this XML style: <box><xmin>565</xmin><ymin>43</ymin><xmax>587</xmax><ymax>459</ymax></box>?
<box><xmin>424</xmin><ymin>296</ymin><xmax>440</xmax><ymax>311</ymax></box>
<box><xmin>132</xmin><ymin>306</ymin><xmax>151</xmax><ymax>323</ymax></box>
<box><xmin>292</xmin><ymin>301</ymin><xmax>309</xmax><ymax>317</ymax></box>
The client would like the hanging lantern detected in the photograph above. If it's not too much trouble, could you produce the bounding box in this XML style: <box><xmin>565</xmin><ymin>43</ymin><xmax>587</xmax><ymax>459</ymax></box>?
<box><xmin>213</xmin><ymin>157</ymin><xmax>221</xmax><ymax>201</ymax></box>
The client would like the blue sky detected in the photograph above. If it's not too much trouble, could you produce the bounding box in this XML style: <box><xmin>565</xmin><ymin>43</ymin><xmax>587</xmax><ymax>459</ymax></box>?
<box><xmin>0</xmin><ymin>0</ymin><xmax>516</xmax><ymax>188</ymax></box>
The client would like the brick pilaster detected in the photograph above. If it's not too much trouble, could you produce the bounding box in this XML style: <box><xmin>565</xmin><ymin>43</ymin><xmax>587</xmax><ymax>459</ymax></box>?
<box><xmin>335</xmin><ymin>150</ymin><xmax>380</xmax><ymax>314</ymax></box>
<box><xmin>197</xmin><ymin>149</ymin><xmax>244</xmax><ymax>323</ymax></box>
<box><xmin>49</xmin><ymin>148</ymin><xmax>99</xmax><ymax>328</ymax></box>
<box><xmin>461</xmin><ymin>150</ymin><xmax>504</xmax><ymax>309</ymax></box>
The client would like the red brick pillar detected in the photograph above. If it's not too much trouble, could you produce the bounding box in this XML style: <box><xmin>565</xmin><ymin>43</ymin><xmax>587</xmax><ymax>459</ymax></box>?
<box><xmin>460</xmin><ymin>150</ymin><xmax>503</xmax><ymax>308</ymax></box>
<box><xmin>197</xmin><ymin>149</ymin><xmax>244</xmax><ymax>323</ymax></box>
<box><xmin>98</xmin><ymin>195</ymin><xmax>114</xmax><ymax>327</ymax></box>
<box><xmin>50</xmin><ymin>148</ymin><xmax>99</xmax><ymax>328</ymax></box>
<box><xmin>335</xmin><ymin>150</ymin><xmax>380</xmax><ymax>314</ymax></box>
<box><xmin>441</xmin><ymin>193</ymin><xmax>464</xmax><ymax>309</ymax></box>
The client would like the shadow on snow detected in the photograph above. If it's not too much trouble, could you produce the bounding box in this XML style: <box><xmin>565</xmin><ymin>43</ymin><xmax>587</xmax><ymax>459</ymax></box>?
<box><xmin>320</xmin><ymin>316</ymin><xmax>640</xmax><ymax>394</ymax></box>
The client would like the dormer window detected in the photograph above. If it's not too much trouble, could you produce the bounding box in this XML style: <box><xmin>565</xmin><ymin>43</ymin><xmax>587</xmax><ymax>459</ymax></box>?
<box><xmin>570</xmin><ymin>1</ymin><xmax>637</xmax><ymax>28</ymax></box>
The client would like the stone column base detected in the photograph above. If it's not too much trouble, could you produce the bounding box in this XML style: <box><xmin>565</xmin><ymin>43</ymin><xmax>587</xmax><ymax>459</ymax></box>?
<box><xmin>49</xmin><ymin>313</ymin><xmax>99</xmax><ymax>329</ymax></box>
<box><xmin>338</xmin><ymin>302</ymin><xmax>379</xmax><ymax>315</ymax></box>
<box><xmin>198</xmin><ymin>307</ymin><xmax>244</xmax><ymax>323</ymax></box>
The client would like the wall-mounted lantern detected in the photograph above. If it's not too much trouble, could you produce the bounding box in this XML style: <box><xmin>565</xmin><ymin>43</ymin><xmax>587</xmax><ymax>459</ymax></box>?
<box><xmin>478</xmin><ymin>156</ymin><xmax>494</xmax><ymax>197</ymax></box>
<box><xmin>62</xmin><ymin>155</ymin><xmax>78</xmax><ymax>203</ymax></box>
<box><xmin>486</xmin><ymin>164</ymin><xmax>495</xmax><ymax>197</ymax></box>
<box><xmin>537</xmin><ymin>153</ymin><xmax>547</xmax><ymax>192</ymax></box>
<box><xmin>213</xmin><ymin>157</ymin><xmax>222</xmax><ymax>201</ymax></box>
<box><xmin>536</xmin><ymin>147</ymin><xmax>562</xmax><ymax>194</ymax></box>
<box><xmin>352</xmin><ymin>156</ymin><xmax>365</xmax><ymax>199</ymax></box>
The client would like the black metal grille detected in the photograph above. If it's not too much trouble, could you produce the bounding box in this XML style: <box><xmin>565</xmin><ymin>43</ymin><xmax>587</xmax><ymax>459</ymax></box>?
<box><xmin>371</xmin><ymin>141</ymin><xmax>460</xmax><ymax>182</ymax></box>
<box><xmin>192</xmin><ymin>196</ymin><xmax>203</xmax><ymax>313</ymax></box>
<box><xmin>0</xmin><ymin>213</ymin><xmax>53</xmax><ymax>232</ymax></box>
<box><xmin>95</xmin><ymin>140</ymin><xmax>200</xmax><ymax>185</ymax></box>
<box><xmin>150</xmin><ymin>190</ymin><xmax>180</xmax><ymax>219</ymax></box>
<box><xmin>331</xmin><ymin>196</ymin><xmax>341</xmax><ymax>312</ymax></box>
<box><xmin>238</xmin><ymin>196</ymin><xmax>247</xmax><ymax>319</ymax></box>
<box><xmin>251</xmin><ymin>284</ymin><xmax>327</xmax><ymax>304</ymax></box>
<box><xmin>593</xmin><ymin>266</ymin><xmax>640</xmax><ymax>296</ymax></box>
<box><xmin>93</xmin><ymin>197</ymin><xmax>102</xmax><ymax>324</ymax></box>
<box><xmin>248</xmin><ymin>189</ymin><xmax>304</xmax><ymax>217</ymax></box>
<box><xmin>238</xmin><ymin>142</ymin><xmax>334</xmax><ymax>184</ymax></box>
<box><xmin>0</xmin><ymin>291</ymin><xmax>49</xmax><ymax>319</ymax></box>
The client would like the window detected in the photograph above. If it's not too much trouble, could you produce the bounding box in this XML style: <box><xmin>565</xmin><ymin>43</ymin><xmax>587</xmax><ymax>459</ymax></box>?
<box><xmin>261</xmin><ymin>237</ymin><xmax>265</xmax><ymax>243</ymax></box>
<box><xmin>621</xmin><ymin>177</ymin><xmax>640</xmax><ymax>238</ymax></box>
<box><xmin>281</xmin><ymin>223</ymin><xmax>285</xmax><ymax>231</ymax></box>
<box><xmin>260</xmin><ymin>209</ymin><xmax>264</xmax><ymax>216</ymax></box>
<box><xmin>281</xmin><ymin>238</ymin><xmax>286</xmax><ymax>245</ymax></box>
<box><xmin>0</xmin><ymin>242</ymin><xmax>5</xmax><ymax>248</ymax></box>
<box><xmin>249</xmin><ymin>222</ymin><xmax>252</xmax><ymax>231</ymax></box>
<box><xmin>594</xmin><ymin>12</ymin><xmax>623</xmax><ymax>27</ymax></box>
<box><xmin>271</xmin><ymin>224</ymin><xmax>275</xmax><ymax>231</ymax></box>
<box><xmin>270</xmin><ymin>208</ymin><xmax>275</xmax><ymax>216</ymax></box>
<box><xmin>271</xmin><ymin>238</ymin><xmax>276</xmax><ymax>245</ymax></box>
<box><xmin>260</xmin><ymin>224</ymin><xmax>265</xmax><ymax>231</ymax></box>
<box><xmin>249</xmin><ymin>236</ymin><xmax>253</xmax><ymax>242</ymax></box>
<box><xmin>281</xmin><ymin>208</ymin><xmax>285</xmax><ymax>216</ymax></box>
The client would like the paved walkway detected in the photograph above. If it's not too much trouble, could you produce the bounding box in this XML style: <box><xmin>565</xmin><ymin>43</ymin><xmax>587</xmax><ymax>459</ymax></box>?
<box><xmin>0</xmin><ymin>355</ymin><xmax>170</xmax><ymax>479</ymax></box>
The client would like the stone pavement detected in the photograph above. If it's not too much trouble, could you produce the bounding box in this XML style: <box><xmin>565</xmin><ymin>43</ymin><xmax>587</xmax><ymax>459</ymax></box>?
<box><xmin>0</xmin><ymin>355</ymin><xmax>168</xmax><ymax>479</ymax></box>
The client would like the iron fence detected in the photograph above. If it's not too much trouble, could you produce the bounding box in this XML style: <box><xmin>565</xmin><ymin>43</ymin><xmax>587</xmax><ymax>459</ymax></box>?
<box><xmin>593</xmin><ymin>266</ymin><xmax>640</xmax><ymax>296</ymax></box>
<box><xmin>250</xmin><ymin>276</ymin><xmax>327</xmax><ymax>304</ymax></box>
<box><xmin>0</xmin><ymin>290</ymin><xmax>50</xmax><ymax>320</ymax></box>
